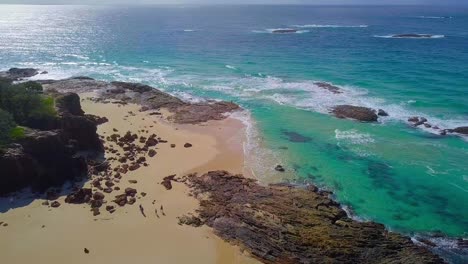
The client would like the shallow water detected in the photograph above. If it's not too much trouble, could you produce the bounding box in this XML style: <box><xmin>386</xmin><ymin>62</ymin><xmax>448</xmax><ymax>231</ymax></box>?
<box><xmin>0</xmin><ymin>4</ymin><xmax>467</xmax><ymax>260</ymax></box>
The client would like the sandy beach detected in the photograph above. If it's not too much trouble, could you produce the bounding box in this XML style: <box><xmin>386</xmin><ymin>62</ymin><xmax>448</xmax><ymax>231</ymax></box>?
<box><xmin>0</xmin><ymin>93</ymin><xmax>259</xmax><ymax>264</ymax></box>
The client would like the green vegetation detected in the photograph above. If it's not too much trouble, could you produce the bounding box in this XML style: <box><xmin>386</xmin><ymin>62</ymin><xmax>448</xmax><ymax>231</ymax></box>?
<box><xmin>0</xmin><ymin>109</ymin><xmax>15</xmax><ymax>146</ymax></box>
<box><xmin>0</xmin><ymin>80</ymin><xmax>56</xmax><ymax>147</ymax></box>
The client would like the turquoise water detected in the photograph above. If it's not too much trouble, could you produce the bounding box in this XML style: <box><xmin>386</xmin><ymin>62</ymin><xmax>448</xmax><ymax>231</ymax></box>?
<box><xmin>0</xmin><ymin>4</ymin><xmax>467</xmax><ymax>257</ymax></box>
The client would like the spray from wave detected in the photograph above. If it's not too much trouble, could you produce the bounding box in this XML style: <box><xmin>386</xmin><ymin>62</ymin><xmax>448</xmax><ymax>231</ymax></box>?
<box><xmin>292</xmin><ymin>24</ymin><xmax>368</xmax><ymax>28</ymax></box>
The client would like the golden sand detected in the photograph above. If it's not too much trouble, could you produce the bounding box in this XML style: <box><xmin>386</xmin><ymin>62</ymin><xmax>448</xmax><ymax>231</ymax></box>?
<box><xmin>0</xmin><ymin>93</ymin><xmax>260</xmax><ymax>264</ymax></box>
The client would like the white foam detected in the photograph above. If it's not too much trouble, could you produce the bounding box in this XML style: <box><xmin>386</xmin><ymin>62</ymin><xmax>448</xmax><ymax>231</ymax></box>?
<box><xmin>183</xmin><ymin>29</ymin><xmax>196</xmax><ymax>32</ymax></box>
<box><xmin>253</xmin><ymin>28</ymin><xmax>309</xmax><ymax>34</ymax></box>
<box><xmin>229</xmin><ymin>110</ymin><xmax>283</xmax><ymax>182</ymax></box>
<box><xmin>335</xmin><ymin>129</ymin><xmax>375</xmax><ymax>145</ymax></box>
<box><xmin>414</xmin><ymin>16</ymin><xmax>453</xmax><ymax>19</ymax></box>
<box><xmin>293</xmin><ymin>24</ymin><xmax>368</xmax><ymax>28</ymax></box>
<box><xmin>225</xmin><ymin>65</ymin><xmax>237</xmax><ymax>70</ymax></box>
<box><xmin>374</xmin><ymin>34</ymin><xmax>445</xmax><ymax>39</ymax></box>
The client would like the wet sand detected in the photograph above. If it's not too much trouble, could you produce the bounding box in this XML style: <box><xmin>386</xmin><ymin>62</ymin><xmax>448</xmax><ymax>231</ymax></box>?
<box><xmin>0</xmin><ymin>93</ymin><xmax>259</xmax><ymax>264</ymax></box>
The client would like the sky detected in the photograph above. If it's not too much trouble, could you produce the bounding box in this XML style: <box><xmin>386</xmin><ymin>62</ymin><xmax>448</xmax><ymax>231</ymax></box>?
<box><xmin>0</xmin><ymin>0</ymin><xmax>466</xmax><ymax>5</ymax></box>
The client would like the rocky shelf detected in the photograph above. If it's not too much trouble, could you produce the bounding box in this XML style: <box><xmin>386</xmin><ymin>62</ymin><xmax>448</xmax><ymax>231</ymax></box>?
<box><xmin>179</xmin><ymin>171</ymin><xmax>445</xmax><ymax>264</ymax></box>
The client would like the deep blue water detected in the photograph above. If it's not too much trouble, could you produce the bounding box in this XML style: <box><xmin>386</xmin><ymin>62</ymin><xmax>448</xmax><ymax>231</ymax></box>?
<box><xmin>0</xmin><ymin>5</ymin><xmax>467</xmax><ymax>262</ymax></box>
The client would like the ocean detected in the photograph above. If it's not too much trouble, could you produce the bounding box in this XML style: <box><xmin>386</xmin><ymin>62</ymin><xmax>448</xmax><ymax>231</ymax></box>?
<box><xmin>0</xmin><ymin>4</ymin><xmax>467</xmax><ymax>261</ymax></box>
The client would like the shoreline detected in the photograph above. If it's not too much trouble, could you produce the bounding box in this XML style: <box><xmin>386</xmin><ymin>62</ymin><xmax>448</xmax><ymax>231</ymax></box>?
<box><xmin>0</xmin><ymin>92</ymin><xmax>260</xmax><ymax>263</ymax></box>
<box><xmin>0</xmin><ymin>72</ymin><xmax>454</xmax><ymax>263</ymax></box>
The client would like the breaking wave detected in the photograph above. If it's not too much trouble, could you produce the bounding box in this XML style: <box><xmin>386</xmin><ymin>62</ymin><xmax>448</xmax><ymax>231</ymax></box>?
<box><xmin>292</xmin><ymin>24</ymin><xmax>368</xmax><ymax>28</ymax></box>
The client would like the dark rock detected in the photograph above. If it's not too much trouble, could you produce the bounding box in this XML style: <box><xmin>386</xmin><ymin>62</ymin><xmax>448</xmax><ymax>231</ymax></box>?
<box><xmin>392</xmin><ymin>34</ymin><xmax>435</xmax><ymax>38</ymax></box>
<box><xmin>128</xmin><ymin>164</ymin><xmax>140</xmax><ymax>171</ymax></box>
<box><xmin>91</xmin><ymin>207</ymin><xmax>100</xmax><ymax>216</ymax></box>
<box><xmin>272</xmin><ymin>29</ymin><xmax>297</xmax><ymax>33</ymax></box>
<box><xmin>184</xmin><ymin>143</ymin><xmax>193</xmax><ymax>148</ymax></box>
<box><xmin>183</xmin><ymin>171</ymin><xmax>444</xmax><ymax>264</ymax></box>
<box><xmin>145</xmin><ymin>138</ymin><xmax>158</xmax><ymax>147</ymax></box>
<box><xmin>92</xmin><ymin>192</ymin><xmax>105</xmax><ymax>201</ymax></box>
<box><xmin>128</xmin><ymin>180</ymin><xmax>138</xmax><ymax>184</ymax></box>
<box><xmin>178</xmin><ymin>215</ymin><xmax>203</xmax><ymax>227</ymax></box>
<box><xmin>161</xmin><ymin>175</ymin><xmax>176</xmax><ymax>190</ymax></box>
<box><xmin>331</xmin><ymin>105</ymin><xmax>378</xmax><ymax>122</ymax></box>
<box><xmin>377</xmin><ymin>109</ymin><xmax>389</xmax><ymax>116</ymax></box>
<box><xmin>275</xmin><ymin>165</ymin><xmax>285</xmax><ymax>172</ymax></box>
<box><xmin>170</xmin><ymin>144</ymin><xmax>176</xmax><ymax>148</ymax></box>
<box><xmin>55</xmin><ymin>93</ymin><xmax>85</xmax><ymax>116</ymax></box>
<box><xmin>84</xmin><ymin>248</ymin><xmax>90</xmax><ymax>254</ymax></box>
<box><xmin>0</xmin><ymin>68</ymin><xmax>39</xmax><ymax>80</ymax></box>
<box><xmin>114</xmin><ymin>194</ymin><xmax>127</xmax><ymax>206</ymax></box>
<box><xmin>148</xmin><ymin>149</ymin><xmax>157</xmax><ymax>157</ymax></box>
<box><xmin>85</xmin><ymin>114</ymin><xmax>108</xmax><ymax>125</ymax></box>
<box><xmin>125</xmin><ymin>187</ymin><xmax>137</xmax><ymax>197</ymax></box>
<box><xmin>65</xmin><ymin>188</ymin><xmax>92</xmax><ymax>204</ymax></box>
<box><xmin>313</xmin><ymin>82</ymin><xmax>343</xmax><ymax>94</ymax></box>
<box><xmin>90</xmin><ymin>199</ymin><xmax>103</xmax><ymax>208</ymax></box>
<box><xmin>127</xmin><ymin>197</ymin><xmax>136</xmax><ymax>205</ymax></box>
<box><xmin>452</xmin><ymin>126</ymin><xmax>468</xmax><ymax>135</ymax></box>
<box><xmin>50</xmin><ymin>201</ymin><xmax>61</xmax><ymax>208</ymax></box>
<box><xmin>0</xmin><ymin>129</ymin><xmax>89</xmax><ymax>195</ymax></box>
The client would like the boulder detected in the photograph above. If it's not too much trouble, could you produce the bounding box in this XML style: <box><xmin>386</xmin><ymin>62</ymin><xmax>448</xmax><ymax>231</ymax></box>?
<box><xmin>331</xmin><ymin>105</ymin><xmax>378</xmax><ymax>122</ymax></box>
<box><xmin>377</xmin><ymin>109</ymin><xmax>389</xmax><ymax>116</ymax></box>
<box><xmin>65</xmin><ymin>188</ymin><xmax>92</xmax><ymax>204</ymax></box>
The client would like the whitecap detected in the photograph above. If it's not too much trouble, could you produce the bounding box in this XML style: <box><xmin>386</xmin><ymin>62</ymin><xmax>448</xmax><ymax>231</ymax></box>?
<box><xmin>374</xmin><ymin>34</ymin><xmax>445</xmax><ymax>39</ymax></box>
<box><xmin>414</xmin><ymin>16</ymin><xmax>453</xmax><ymax>19</ymax></box>
<box><xmin>293</xmin><ymin>24</ymin><xmax>368</xmax><ymax>28</ymax></box>
<box><xmin>253</xmin><ymin>28</ymin><xmax>309</xmax><ymax>34</ymax></box>
<box><xmin>225</xmin><ymin>65</ymin><xmax>237</xmax><ymax>70</ymax></box>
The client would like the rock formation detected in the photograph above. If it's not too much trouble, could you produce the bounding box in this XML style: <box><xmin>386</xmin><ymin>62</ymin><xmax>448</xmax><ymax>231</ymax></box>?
<box><xmin>331</xmin><ymin>105</ymin><xmax>379</xmax><ymax>122</ymax></box>
<box><xmin>0</xmin><ymin>91</ymin><xmax>103</xmax><ymax>195</ymax></box>
<box><xmin>42</xmin><ymin>79</ymin><xmax>240</xmax><ymax>124</ymax></box>
<box><xmin>0</xmin><ymin>68</ymin><xmax>39</xmax><ymax>81</ymax></box>
<box><xmin>183</xmin><ymin>171</ymin><xmax>444</xmax><ymax>264</ymax></box>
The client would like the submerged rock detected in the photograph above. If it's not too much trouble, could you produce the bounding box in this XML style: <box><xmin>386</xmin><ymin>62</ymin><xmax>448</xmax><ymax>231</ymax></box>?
<box><xmin>313</xmin><ymin>82</ymin><xmax>343</xmax><ymax>94</ymax></box>
<box><xmin>392</xmin><ymin>34</ymin><xmax>435</xmax><ymax>38</ymax></box>
<box><xmin>183</xmin><ymin>171</ymin><xmax>444</xmax><ymax>264</ymax></box>
<box><xmin>272</xmin><ymin>29</ymin><xmax>298</xmax><ymax>33</ymax></box>
<box><xmin>331</xmin><ymin>105</ymin><xmax>378</xmax><ymax>122</ymax></box>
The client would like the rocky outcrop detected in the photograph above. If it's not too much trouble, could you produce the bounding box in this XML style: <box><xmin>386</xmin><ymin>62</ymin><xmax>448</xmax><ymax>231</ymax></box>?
<box><xmin>450</xmin><ymin>127</ymin><xmax>468</xmax><ymax>135</ymax></box>
<box><xmin>0</xmin><ymin>130</ymin><xmax>88</xmax><ymax>195</ymax></box>
<box><xmin>0</xmin><ymin>68</ymin><xmax>39</xmax><ymax>81</ymax></box>
<box><xmin>331</xmin><ymin>105</ymin><xmax>379</xmax><ymax>122</ymax></box>
<box><xmin>55</xmin><ymin>93</ymin><xmax>85</xmax><ymax>116</ymax></box>
<box><xmin>0</xmin><ymin>92</ymin><xmax>103</xmax><ymax>195</ymax></box>
<box><xmin>183</xmin><ymin>171</ymin><xmax>444</xmax><ymax>264</ymax></box>
<box><xmin>43</xmin><ymin>79</ymin><xmax>241</xmax><ymax>124</ymax></box>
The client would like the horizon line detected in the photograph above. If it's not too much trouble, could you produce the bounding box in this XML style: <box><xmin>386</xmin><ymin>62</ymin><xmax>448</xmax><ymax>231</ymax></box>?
<box><xmin>0</xmin><ymin>3</ymin><xmax>466</xmax><ymax>6</ymax></box>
